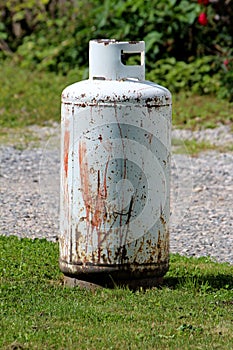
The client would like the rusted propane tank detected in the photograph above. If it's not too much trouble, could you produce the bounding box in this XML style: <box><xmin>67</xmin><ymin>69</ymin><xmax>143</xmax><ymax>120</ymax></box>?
<box><xmin>59</xmin><ymin>39</ymin><xmax>171</xmax><ymax>289</ymax></box>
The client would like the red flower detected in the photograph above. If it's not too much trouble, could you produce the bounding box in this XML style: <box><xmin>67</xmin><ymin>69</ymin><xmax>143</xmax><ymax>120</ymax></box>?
<box><xmin>198</xmin><ymin>0</ymin><xmax>209</xmax><ymax>4</ymax></box>
<box><xmin>224</xmin><ymin>59</ymin><xmax>229</xmax><ymax>67</ymax></box>
<box><xmin>198</xmin><ymin>12</ymin><xmax>208</xmax><ymax>26</ymax></box>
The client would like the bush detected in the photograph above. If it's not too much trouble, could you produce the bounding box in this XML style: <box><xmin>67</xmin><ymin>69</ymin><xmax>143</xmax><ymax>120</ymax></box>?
<box><xmin>0</xmin><ymin>0</ymin><xmax>232</xmax><ymax>99</ymax></box>
<box><xmin>218</xmin><ymin>56</ymin><xmax>233</xmax><ymax>101</ymax></box>
<box><xmin>147</xmin><ymin>55</ymin><xmax>221</xmax><ymax>95</ymax></box>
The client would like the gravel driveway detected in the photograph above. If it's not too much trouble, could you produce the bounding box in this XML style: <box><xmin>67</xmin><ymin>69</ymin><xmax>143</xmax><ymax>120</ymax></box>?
<box><xmin>0</xmin><ymin>124</ymin><xmax>232</xmax><ymax>264</ymax></box>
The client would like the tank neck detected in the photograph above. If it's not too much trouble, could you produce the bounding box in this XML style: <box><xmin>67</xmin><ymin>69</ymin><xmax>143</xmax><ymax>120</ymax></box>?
<box><xmin>89</xmin><ymin>39</ymin><xmax>145</xmax><ymax>81</ymax></box>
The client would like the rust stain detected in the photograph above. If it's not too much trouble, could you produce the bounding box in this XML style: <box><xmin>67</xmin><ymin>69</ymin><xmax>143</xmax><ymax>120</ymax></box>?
<box><xmin>160</xmin><ymin>205</ymin><xmax>167</xmax><ymax>226</ymax></box>
<box><xmin>145</xmin><ymin>132</ymin><xmax>153</xmax><ymax>145</ymax></box>
<box><xmin>64</xmin><ymin>129</ymin><xmax>70</xmax><ymax>177</ymax></box>
<box><xmin>61</xmin><ymin>119</ymin><xmax>71</xmax><ymax>262</ymax></box>
<box><xmin>157</xmin><ymin>230</ymin><xmax>162</xmax><ymax>262</ymax></box>
<box><xmin>78</xmin><ymin>137</ymin><xmax>136</xmax><ymax>263</ymax></box>
<box><xmin>160</xmin><ymin>215</ymin><xmax>166</xmax><ymax>225</ymax></box>
<box><xmin>148</xmin><ymin>133</ymin><xmax>153</xmax><ymax>144</ymax></box>
<box><xmin>91</xmin><ymin>159</ymin><xmax>109</xmax><ymax>229</ymax></box>
<box><xmin>79</xmin><ymin>140</ymin><xmax>111</xmax><ymax>258</ymax></box>
<box><xmin>79</xmin><ymin>140</ymin><xmax>92</xmax><ymax>221</ymax></box>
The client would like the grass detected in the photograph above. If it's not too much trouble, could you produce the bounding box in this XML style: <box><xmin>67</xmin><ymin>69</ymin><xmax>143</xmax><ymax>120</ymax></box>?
<box><xmin>172</xmin><ymin>93</ymin><xmax>233</xmax><ymax>131</ymax></box>
<box><xmin>0</xmin><ymin>61</ymin><xmax>84</xmax><ymax>130</ymax></box>
<box><xmin>172</xmin><ymin>138</ymin><xmax>233</xmax><ymax>156</ymax></box>
<box><xmin>1</xmin><ymin>61</ymin><xmax>233</xmax><ymax>154</ymax></box>
<box><xmin>1</xmin><ymin>61</ymin><xmax>233</xmax><ymax>132</ymax></box>
<box><xmin>0</xmin><ymin>236</ymin><xmax>233</xmax><ymax>350</ymax></box>
<box><xmin>0</xmin><ymin>127</ymin><xmax>41</xmax><ymax>150</ymax></box>
<box><xmin>1</xmin><ymin>64</ymin><xmax>232</xmax><ymax>349</ymax></box>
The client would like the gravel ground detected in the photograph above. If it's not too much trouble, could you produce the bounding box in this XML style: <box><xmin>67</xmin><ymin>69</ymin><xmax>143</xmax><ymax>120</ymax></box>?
<box><xmin>172</xmin><ymin>124</ymin><xmax>233</xmax><ymax>146</ymax></box>
<box><xmin>0</xmin><ymin>124</ymin><xmax>232</xmax><ymax>264</ymax></box>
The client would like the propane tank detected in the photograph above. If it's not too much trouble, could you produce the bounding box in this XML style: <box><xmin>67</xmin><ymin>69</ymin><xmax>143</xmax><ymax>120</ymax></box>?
<box><xmin>59</xmin><ymin>39</ymin><xmax>172</xmax><ymax>289</ymax></box>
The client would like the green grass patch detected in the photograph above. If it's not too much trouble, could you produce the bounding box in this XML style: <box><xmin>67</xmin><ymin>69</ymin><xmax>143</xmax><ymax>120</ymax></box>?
<box><xmin>172</xmin><ymin>138</ymin><xmax>216</xmax><ymax>156</ymax></box>
<box><xmin>0</xmin><ymin>62</ymin><xmax>84</xmax><ymax>130</ymax></box>
<box><xmin>172</xmin><ymin>92</ymin><xmax>233</xmax><ymax>130</ymax></box>
<box><xmin>1</xmin><ymin>63</ymin><xmax>232</xmax><ymax>153</ymax></box>
<box><xmin>0</xmin><ymin>236</ymin><xmax>233</xmax><ymax>349</ymax></box>
<box><xmin>1</xmin><ymin>62</ymin><xmax>233</xmax><ymax>133</ymax></box>
<box><xmin>172</xmin><ymin>138</ymin><xmax>233</xmax><ymax>156</ymax></box>
<box><xmin>0</xmin><ymin>127</ymin><xmax>42</xmax><ymax>149</ymax></box>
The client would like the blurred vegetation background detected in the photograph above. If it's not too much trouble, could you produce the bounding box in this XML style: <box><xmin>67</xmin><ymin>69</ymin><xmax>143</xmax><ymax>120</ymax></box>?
<box><xmin>0</xmin><ymin>0</ymin><xmax>232</xmax><ymax>100</ymax></box>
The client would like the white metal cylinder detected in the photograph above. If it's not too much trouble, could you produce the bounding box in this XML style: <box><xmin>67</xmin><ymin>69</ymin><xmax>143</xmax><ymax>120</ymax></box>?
<box><xmin>59</xmin><ymin>39</ymin><xmax>172</xmax><ymax>288</ymax></box>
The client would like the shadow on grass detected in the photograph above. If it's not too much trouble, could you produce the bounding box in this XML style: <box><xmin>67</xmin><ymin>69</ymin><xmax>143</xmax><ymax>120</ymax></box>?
<box><xmin>164</xmin><ymin>273</ymin><xmax>233</xmax><ymax>291</ymax></box>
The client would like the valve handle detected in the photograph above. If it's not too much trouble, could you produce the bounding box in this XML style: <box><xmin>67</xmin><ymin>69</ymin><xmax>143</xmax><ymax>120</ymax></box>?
<box><xmin>89</xmin><ymin>39</ymin><xmax>145</xmax><ymax>81</ymax></box>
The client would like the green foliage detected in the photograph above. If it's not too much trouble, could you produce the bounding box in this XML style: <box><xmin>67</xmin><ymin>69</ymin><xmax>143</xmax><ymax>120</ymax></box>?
<box><xmin>0</xmin><ymin>0</ymin><xmax>97</xmax><ymax>72</ymax></box>
<box><xmin>90</xmin><ymin>0</ymin><xmax>201</xmax><ymax>64</ymax></box>
<box><xmin>221</xmin><ymin>69</ymin><xmax>233</xmax><ymax>102</ymax></box>
<box><xmin>0</xmin><ymin>236</ymin><xmax>233</xmax><ymax>349</ymax></box>
<box><xmin>147</xmin><ymin>55</ymin><xmax>233</xmax><ymax>100</ymax></box>
<box><xmin>0</xmin><ymin>1</ymin><xmax>231</xmax><ymax>67</ymax></box>
<box><xmin>218</xmin><ymin>55</ymin><xmax>233</xmax><ymax>102</ymax></box>
<box><xmin>0</xmin><ymin>0</ymin><xmax>233</xmax><ymax>98</ymax></box>
<box><xmin>147</xmin><ymin>55</ymin><xmax>221</xmax><ymax>94</ymax></box>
